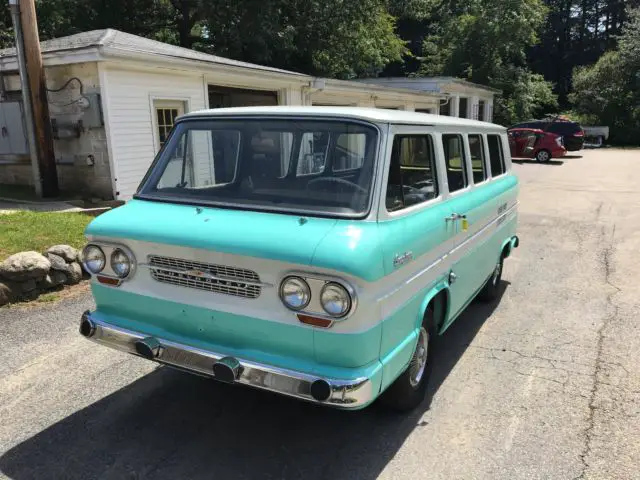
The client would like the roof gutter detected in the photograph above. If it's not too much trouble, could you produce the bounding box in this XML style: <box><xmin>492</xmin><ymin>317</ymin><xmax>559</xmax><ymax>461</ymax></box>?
<box><xmin>98</xmin><ymin>45</ymin><xmax>312</xmax><ymax>85</ymax></box>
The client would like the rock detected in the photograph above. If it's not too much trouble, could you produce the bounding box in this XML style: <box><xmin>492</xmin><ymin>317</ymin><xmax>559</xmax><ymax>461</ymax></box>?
<box><xmin>65</xmin><ymin>262</ymin><xmax>82</xmax><ymax>285</ymax></box>
<box><xmin>0</xmin><ymin>281</ymin><xmax>16</xmax><ymax>306</ymax></box>
<box><xmin>38</xmin><ymin>271</ymin><xmax>67</xmax><ymax>289</ymax></box>
<box><xmin>0</xmin><ymin>252</ymin><xmax>51</xmax><ymax>281</ymax></box>
<box><xmin>21</xmin><ymin>289</ymin><xmax>39</xmax><ymax>301</ymax></box>
<box><xmin>44</xmin><ymin>253</ymin><xmax>68</xmax><ymax>272</ymax></box>
<box><xmin>19</xmin><ymin>278</ymin><xmax>37</xmax><ymax>293</ymax></box>
<box><xmin>46</xmin><ymin>245</ymin><xmax>79</xmax><ymax>263</ymax></box>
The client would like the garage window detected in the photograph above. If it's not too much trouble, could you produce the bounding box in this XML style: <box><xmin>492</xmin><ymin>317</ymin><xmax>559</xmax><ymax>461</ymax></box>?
<box><xmin>487</xmin><ymin>134</ymin><xmax>506</xmax><ymax>176</ymax></box>
<box><xmin>154</xmin><ymin>100</ymin><xmax>185</xmax><ymax>150</ymax></box>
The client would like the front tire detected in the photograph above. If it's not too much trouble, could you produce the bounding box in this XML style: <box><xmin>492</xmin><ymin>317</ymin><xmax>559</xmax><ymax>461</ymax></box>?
<box><xmin>536</xmin><ymin>149</ymin><xmax>551</xmax><ymax>162</ymax></box>
<box><xmin>380</xmin><ymin>307</ymin><xmax>436</xmax><ymax>412</ymax></box>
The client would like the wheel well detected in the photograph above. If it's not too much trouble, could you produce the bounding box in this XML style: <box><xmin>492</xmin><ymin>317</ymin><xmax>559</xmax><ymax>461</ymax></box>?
<box><xmin>429</xmin><ymin>289</ymin><xmax>449</xmax><ymax>332</ymax></box>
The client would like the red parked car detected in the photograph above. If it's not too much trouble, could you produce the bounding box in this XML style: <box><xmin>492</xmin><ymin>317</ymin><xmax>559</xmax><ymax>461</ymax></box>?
<box><xmin>508</xmin><ymin>128</ymin><xmax>567</xmax><ymax>162</ymax></box>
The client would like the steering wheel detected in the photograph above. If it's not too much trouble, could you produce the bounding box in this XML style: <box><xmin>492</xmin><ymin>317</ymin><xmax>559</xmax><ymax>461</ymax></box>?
<box><xmin>307</xmin><ymin>177</ymin><xmax>367</xmax><ymax>195</ymax></box>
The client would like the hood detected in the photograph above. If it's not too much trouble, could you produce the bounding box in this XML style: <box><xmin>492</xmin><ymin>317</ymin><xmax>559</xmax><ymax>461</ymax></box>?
<box><xmin>86</xmin><ymin>199</ymin><xmax>337</xmax><ymax>266</ymax></box>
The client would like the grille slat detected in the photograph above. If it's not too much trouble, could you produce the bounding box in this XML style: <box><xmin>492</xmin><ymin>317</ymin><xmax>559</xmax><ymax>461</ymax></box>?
<box><xmin>148</xmin><ymin>255</ymin><xmax>261</xmax><ymax>299</ymax></box>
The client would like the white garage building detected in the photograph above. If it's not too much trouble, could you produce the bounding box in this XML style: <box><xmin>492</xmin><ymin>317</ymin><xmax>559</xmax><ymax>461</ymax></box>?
<box><xmin>0</xmin><ymin>29</ymin><xmax>444</xmax><ymax>200</ymax></box>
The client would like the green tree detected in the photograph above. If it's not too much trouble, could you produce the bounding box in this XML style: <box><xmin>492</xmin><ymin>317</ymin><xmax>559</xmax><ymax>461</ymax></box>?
<box><xmin>409</xmin><ymin>0</ymin><xmax>557</xmax><ymax>125</ymax></box>
<box><xmin>531</xmin><ymin>0</ymin><xmax>640</xmax><ymax>105</ymax></box>
<box><xmin>198</xmin><ymin>0</ymin><xmax>407</xmax><ymax>78</ymax></box>
<box><xmin>569</xmin><ymin>8</ymin><xmax>640</xmax><ymax>144</ymax></box>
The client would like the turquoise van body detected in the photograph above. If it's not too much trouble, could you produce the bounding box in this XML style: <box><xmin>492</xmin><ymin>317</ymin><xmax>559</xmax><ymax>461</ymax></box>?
<box><xmin>80</xmin><ymin>107</ymin><xmax>519</xmax><ymax>410</ymax></box>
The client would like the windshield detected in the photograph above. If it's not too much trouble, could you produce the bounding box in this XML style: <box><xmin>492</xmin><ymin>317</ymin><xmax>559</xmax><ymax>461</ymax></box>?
<box><xmin>137</xmin><ymin>118</ymin><xmax>379</xmax><ymax>217</ymax></box>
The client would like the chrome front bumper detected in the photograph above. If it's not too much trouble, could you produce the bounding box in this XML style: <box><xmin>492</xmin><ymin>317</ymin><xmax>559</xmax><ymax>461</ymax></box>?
<box><xmin>80</xmin><ymin>311</ymin><xmax>374</xmax><ymax>409</ymax></box>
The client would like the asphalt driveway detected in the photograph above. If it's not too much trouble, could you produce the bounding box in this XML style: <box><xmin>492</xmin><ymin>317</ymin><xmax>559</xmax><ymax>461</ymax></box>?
<box><xmin>1</xmin><ymin>148</ymin><xmax>638</xmax><ymax>479</ymax></box>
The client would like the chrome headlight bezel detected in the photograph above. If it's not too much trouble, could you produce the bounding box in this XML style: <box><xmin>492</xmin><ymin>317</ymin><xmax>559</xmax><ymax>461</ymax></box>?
<box><xmin>110</xmin><ymin>248</ymin><xmax>132</xmax><ymax>278</ymax></box>
<box><xmin>320</xmin><ymin>282</ymin><xmax>352</xmax><ymax>318</ymax></box>
<box><xmin>279</xmin><ymin>276</ymin><xmax>311</xmax><ymax>311</ymax></box>
<box><xmin>81</xmin><ymin>244</ymin><xmax>106</xmax><ymax>274</ymax></box>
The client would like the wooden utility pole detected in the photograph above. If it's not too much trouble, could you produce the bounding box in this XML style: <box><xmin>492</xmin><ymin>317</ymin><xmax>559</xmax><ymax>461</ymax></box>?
<box><xmin>15</xmin><ymin>0</ymin><xmax>58</xmax><ymax>197</ymax></box>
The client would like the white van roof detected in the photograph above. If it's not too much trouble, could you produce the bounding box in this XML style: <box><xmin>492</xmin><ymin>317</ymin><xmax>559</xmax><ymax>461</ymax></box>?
<box><xmin>182</xmin><ymin>106</ymin><xmax>506</xmax><ymax>130</ymax></box>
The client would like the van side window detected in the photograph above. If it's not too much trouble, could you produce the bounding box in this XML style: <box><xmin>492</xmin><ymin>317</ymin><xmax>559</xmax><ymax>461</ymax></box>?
<box><xmin>487</xmin><ymin>134</ymin><xmax>506</xmax><ymax>176</ymax></box>
<box><xmin>386</xmin><ymin>135</ymin><xmax>438</xmax><ymax>212</ymax></box>
<box><xmin>468</xmin><ymin>134</ymin><xmax>486</xmax><ymax>184</ymax></box>
<box><xmin>442</xmin><ymin>134</ymin><xmax>467</xmax><ymax>193</ymax></box>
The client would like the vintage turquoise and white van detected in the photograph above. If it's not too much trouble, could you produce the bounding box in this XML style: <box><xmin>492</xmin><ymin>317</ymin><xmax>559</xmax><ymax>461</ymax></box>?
<box><xmin>79</xmin><ymin>107</ymin><xmax>519</xmax><ymax>411</ymax></box>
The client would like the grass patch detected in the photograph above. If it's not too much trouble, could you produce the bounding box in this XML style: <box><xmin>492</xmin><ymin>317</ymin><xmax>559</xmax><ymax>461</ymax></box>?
<box><xmin>37</xmin><ymin>292</ymin><xmax>60</xmax><ymax>303</ymax></box>
<box><xmin>0</xmin><ymin>211</ymin><xmax>92</xmax><ymax>258</ymax></box>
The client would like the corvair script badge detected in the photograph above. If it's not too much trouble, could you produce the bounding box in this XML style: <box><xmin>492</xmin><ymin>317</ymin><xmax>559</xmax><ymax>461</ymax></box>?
<box><xmin>393</xmin><ymin>252</ymin><xmax>413</xmax><ymax>268</ymax></box>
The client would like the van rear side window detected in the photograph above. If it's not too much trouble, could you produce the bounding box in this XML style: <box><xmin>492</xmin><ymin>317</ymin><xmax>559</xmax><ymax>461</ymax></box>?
<box><xmin>468</xmin><ymin>134</ymin><xmax>486</xmax><ymax>184</ymax></box>
<box><xmin>442</xmin><ymin>134</ymin><xmax>467</xmax><ymax>193</ymax></box>
<box><xmin>487</xmin><ymin>135</ymin><xmax>505</xmax><ymax>176</ymax></box>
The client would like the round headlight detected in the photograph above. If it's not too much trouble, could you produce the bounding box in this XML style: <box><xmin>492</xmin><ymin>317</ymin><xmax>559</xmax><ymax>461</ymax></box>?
<box><xmin>110</xmin><ymin>249</ymin><xmax>132</xmax><ymax>278</ymax></box>
<box><xmin>82</xmin><ymin>245</ymin><xmax>105</xmax><ymax>274</ymax></box>
<box><xmin>279</xmin><ymin>276</ymin><xmax>311</xmax><ymax>310</ymax></box>
<box><xmin>320</xmin><ymin>282</ymin><xmax>352</xmax><ymax>317</ymax></box>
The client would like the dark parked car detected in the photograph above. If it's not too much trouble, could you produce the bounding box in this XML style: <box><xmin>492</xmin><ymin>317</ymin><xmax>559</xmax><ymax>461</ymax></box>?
<box><xmin>510</xmin><ymin>117</ymin><xmax>584</xmax><ymax>151</ymax></box>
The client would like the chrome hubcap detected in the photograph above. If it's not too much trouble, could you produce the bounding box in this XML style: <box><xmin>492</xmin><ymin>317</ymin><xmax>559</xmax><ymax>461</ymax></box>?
<box><xmin>409</xmin><ymin>327</ymin><xmax>429</xmax><ymax>388</ymax></box>
<box><xmin>538</xmin><ymin>151</ymin><xmax>549</xmax><ymax>162</ymax></box>
<box><xmin>492</xmin><ymin>260</ymin><xmax>502</xmax><ymax>286</ymax></box>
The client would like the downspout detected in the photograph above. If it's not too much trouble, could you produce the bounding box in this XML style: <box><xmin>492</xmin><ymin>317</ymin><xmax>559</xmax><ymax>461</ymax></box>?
<box><xmin>302</xmin><ymin>78</ymin><xmax>326</xmax><ymax>105</ymax></box>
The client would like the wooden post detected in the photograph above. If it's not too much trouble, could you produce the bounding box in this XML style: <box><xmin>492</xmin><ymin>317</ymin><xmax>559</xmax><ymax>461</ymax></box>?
<box><xmin>18</xmin><ymin>0</ymin><xmax>58</xmax><ymax>197</ymax></box>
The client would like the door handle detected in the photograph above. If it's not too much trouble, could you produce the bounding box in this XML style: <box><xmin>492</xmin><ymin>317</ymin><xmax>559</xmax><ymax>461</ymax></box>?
<box><xmin>445</xmin><ymin>213</ymin><xmax>467</xmax><ymax>222</ymax></box>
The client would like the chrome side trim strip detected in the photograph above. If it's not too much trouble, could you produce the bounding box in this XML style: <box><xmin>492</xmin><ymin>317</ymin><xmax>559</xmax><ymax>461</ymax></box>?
<box><xmin>449</xmin><ymin>201</ymin><xmax>518</xmax><ymax>257</ymax></box>
<box><xmin>377</xmin><ymin>201</ymin><xmax>518</xmax><ymax>303</ymax></box>
<box><xmin>81</xmin><ymin>311</ymin><xmax>373</xmax><ymax>409</ymax></box>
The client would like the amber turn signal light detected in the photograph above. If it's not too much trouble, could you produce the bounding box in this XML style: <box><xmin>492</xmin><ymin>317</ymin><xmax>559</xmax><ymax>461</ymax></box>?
<box><xmin>97</xmin><ymin>275</ymin><xmax>121</xmax><ymax>286</ymax></box>
<box><xmin>297</xmin><ymin>314</ymin><xmax>333</xmax><ymax>328</ymax></box>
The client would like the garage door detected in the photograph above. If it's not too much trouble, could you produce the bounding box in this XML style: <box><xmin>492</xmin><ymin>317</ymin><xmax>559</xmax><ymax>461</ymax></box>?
<box><xmin>208</xmin><ymin>86</ymin><xmax>278</xmax><ymax>108</ymax></box>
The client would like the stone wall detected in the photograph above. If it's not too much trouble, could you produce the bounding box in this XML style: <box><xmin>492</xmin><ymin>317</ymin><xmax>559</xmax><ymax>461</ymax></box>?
<box><xmin>0</xmin><ymin>62</ymin><xmax>114</xmax><ymax>200</ymax></box>
<box><xmin>0</xmin><ymin>245</ymin><xmax>87</xmax><ymax>306</ymax></box>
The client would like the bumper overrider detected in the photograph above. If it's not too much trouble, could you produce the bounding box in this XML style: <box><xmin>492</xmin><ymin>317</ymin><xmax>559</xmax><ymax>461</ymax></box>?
<box><xmin>80</xmin><ymin>311</ymin><xmax>374</xmax><ymax>408</ymax></box>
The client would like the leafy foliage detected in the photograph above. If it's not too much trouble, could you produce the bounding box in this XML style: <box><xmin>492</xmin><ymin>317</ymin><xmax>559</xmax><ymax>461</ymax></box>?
<box><xmin>532</xmin><ymin>0</ymin><xmax>640</xmax><ymax>104</ymax></box>
<box><xmin>0</xmin><ymin>0</ymin><xmax>638</xmax><ymax>140</ymax></box>
<box><xmin>412</xmin><ymin>0</ymin><xmax>557</xmax><ymax>125</ymax></box>
<box><xmin>197</xmin><ymin>0</ymin><xmax>407</xmax><ymax>78</ymax></box>
<box><xmin>569</xmin><ymin>8</ymin><xmax>640</xmax><ymax>144</ymax></box>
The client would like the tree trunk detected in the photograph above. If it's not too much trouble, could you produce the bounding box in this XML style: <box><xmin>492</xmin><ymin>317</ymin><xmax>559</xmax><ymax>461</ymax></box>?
<box><xmin>171</xmin><ymin>0</ymin><xmax>195</xmax><ymax>48</ymax></box>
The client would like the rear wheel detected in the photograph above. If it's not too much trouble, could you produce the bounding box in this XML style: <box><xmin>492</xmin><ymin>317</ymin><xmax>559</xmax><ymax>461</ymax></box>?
<box><xmin>478</xmin><ymin>255</ymin><xmax>504</xmax><ymax>302</ymax></box>
<box><xmin>536</xmin><ymin>149</ymin><xmax>551</xmax><ymax>162</ymax></box>
<box><xmin>380</xmin><ymin>306</ymin><xmax>436</xmax><ymax>412</ymax></box>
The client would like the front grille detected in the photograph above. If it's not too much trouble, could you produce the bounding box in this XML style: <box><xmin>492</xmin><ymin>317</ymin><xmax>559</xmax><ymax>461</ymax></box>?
<box><xmin>147</xmin><ymin>255</ymin><xmax>261</xmax><ymax>299</ymax></box>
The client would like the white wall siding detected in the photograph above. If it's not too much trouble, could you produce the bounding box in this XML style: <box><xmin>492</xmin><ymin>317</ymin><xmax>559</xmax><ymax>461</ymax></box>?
<box><xmin>102</xmin><ymin>65</ymin><xmax>207</xmax><ymax>199</ymax></box>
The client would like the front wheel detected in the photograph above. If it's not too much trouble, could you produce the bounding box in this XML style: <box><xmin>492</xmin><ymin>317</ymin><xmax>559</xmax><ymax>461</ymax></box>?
<box><xmin>379</xmin><ymin>308</ymin><xmax>436</xmax><ymax>412</ymax></box>
<box><xmin>536</xmin><ymin>149</ymin><xmax>551</xmax><ymax>162</ymax></box>
<box><xmin>478</xmin><ymin>255</ymin><xmax>504</xmax><ymax>302</ymax></box>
